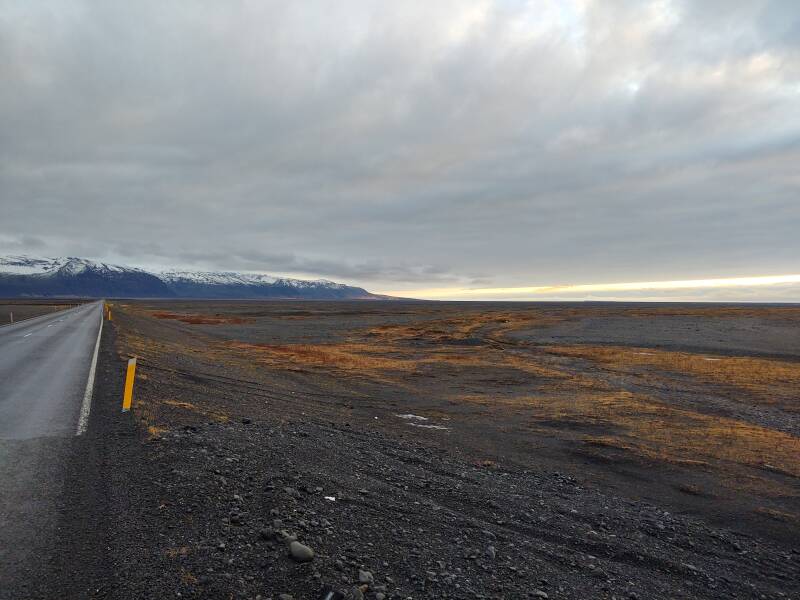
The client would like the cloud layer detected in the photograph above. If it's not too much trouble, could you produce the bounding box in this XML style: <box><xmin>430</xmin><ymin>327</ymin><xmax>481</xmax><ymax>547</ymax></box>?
<box><xmin>1</xmin><ymin>1</ymin><xmax>798</xmax><ymax>297</ymax></box>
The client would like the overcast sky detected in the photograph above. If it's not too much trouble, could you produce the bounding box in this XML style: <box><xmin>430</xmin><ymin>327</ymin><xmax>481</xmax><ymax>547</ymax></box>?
<box><xmin>1</xmin><ymin>1</ymin><xmax>798</xmax><ymax>300</ymax></box>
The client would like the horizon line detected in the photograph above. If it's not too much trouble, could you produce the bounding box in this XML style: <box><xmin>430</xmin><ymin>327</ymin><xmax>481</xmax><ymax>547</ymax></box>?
<box><xmin>381</xmin><ymin>274</ymin><xmax>800</xmax><ymax>300</ymax></box>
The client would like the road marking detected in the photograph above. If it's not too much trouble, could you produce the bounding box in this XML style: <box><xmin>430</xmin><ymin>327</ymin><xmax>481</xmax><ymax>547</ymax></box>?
<box><xmin>76</xmin><ymin>306</ymin><xmax>104</xmax><ymax>436</ymax></box>
<box><xmin>122</xmin><ymin>357</ymin><xmax>137</xmax><ymax>412</ymax></box>
<box><xmin>23</xmin><ymin>333</ymin><xmax>32</xmax><ymax>337</ymax></box>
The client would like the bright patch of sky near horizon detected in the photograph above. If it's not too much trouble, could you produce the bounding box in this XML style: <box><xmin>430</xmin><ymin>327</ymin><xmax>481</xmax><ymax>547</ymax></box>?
<box><xmin>0</xmin><ymin>1</ymin><xmax>798</xmax><ymax>301</ymax></box>
<box><xmin>386</xmin><ymin>274</ymin><xmax>800</xmax><ymax>301</ymax></box>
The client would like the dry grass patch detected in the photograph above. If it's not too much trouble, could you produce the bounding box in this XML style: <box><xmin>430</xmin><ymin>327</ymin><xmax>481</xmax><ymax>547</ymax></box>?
<box><xmin>162</xmin><ymin>399</ymin><xmax>230</xmax><ymax>422</ymax></box>
<box><xmin>623</xmin><ymin>306</ymin><xmax>800</xmax><ymax>320</ymax></box>
<box><xmin>229</xmin><ymin>338</ymin><xmax>577</xmax><ymax>385</ymax></box>
<box><xmin>455</xmin><ymin>390</ymin><xmax>800</xmax><ymax>477</ymax></box>
<box><xmin>165</xmin><ymin>546</ymin><xmax>191</xmax><ymax>558</ymax></box>
<box><xmin>151</xmin><ymin>311</ymin><xmax>251</xmax><ymax>325</ymax></box>
<box><xmin>229</xmin><ymin>341</ymin><xmax>418</xmax><ymax>378</ymax></box>
<box><xmin>754</xmin><ymin>507</ymin><xmax>800</xmax><ymax>523</ymax></box>
<box><xmin>146</xmin><ymin>425</ymin><xmax>168</xmax><ymax>438</ymax></box>
<box><xmin>545</xmin><ymin>345</ymin><xmax>800</xmax><ymax>411</ymax></box>
<box><xmin>366</xmin><ymin>310</ymin><xmax>563</xmax><ymax>344</ymax></box>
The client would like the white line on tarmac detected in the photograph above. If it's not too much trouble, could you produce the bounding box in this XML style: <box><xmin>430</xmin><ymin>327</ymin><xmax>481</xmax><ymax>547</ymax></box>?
<box><xmin>23</xmin><ymin>333</ymin><xmax>32</xmax><ymax>337</ymax></box>
<box><xmin>76</xmin><ymin>306</ymin><xmax>104</xmax><ymax>436</ymax></box>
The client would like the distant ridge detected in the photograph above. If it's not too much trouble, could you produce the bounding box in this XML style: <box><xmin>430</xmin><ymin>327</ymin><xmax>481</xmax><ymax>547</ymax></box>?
<box><xmin>0</xmin><ymin>255</ymin><xmax>383</xmax><ymax>300</ymax></box>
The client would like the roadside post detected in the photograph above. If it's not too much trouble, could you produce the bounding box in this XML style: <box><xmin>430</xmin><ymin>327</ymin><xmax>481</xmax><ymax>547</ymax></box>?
<box><xmin>9</xmin><ymin>312</ymin><xmax>12</xmax><ymax>324</ymax></box>
<box><xmin>122</xmin><ymin>357</ymin><xmax>137</xmax><ymax>412</ymax></box>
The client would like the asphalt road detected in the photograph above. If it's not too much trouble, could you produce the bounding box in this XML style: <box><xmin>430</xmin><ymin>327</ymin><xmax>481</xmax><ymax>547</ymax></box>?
<box><xmin>0</xmin><ymin>300</ymin><xmax>107</xmax><ymax>598</ymax></box>
<box><xmin>0</xmin><ymin>301</ymin><xmax>102</xmax><ymax>439</ymax></box>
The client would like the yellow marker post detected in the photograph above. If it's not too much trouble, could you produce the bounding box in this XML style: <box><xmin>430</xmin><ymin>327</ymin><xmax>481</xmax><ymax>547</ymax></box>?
<box><xmin>122</xmin><ymin>357</ymin><xmax>137</xmax><ymax>412</ymax></box>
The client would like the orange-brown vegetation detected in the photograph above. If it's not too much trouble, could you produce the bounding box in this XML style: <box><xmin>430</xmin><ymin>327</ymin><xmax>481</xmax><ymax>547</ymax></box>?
<box><xmin>230</xmin><ymin>341</ymin><xmax>415</xmax><ymax>375</ymax></box>
<box><xmin>366</xmin><ymin>310</ymin><xmax>564</xmax><ymax>343</ymax></box>
<box><xmin>622</xmin><ymin>306</ymin><xmax>800</xmax><ymax>320</ymax></box>
<box><xmin>755</xmin><ymin>506</ymin><xmax>800</xmax><ymax>523</ymax></box>
<box><xmin>544</xmin><ymin>345</ymin><xmax>800</xmax><ymax>411</ymax></box>
<box><xmin>151</xmin><ymin>311</ymin><xmax>251</xmax><ymax>325</ymax></box>
<box><xmin>456</xmin><ymin>389</ymin><xmax>800</xmax><ymax>478</ymax></box>
<box><xmin>228</xmin><ymin>336</ymin><xmax>571</xmax><ymax>383</ymax></box>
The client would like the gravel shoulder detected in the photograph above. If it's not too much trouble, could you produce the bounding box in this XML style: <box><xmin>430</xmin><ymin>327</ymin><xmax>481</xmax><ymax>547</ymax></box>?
<box><xmin>105</xmin><ymin>417</ymin><xmax>798</xmax><ymax>600</ymax></box>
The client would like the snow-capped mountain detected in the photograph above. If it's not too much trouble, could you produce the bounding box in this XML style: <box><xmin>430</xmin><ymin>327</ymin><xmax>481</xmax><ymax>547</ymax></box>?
<box><xmin>159</xmin><ymin>270</ymin><xmax>280</xmax><ymax>286</ymax></box>
<box><xmin>0</xmin><ymin>256</ymin><xmax>171</xmax><ymax>298</ymax></box>
<box><xmin>0</xmin><ymin>256</ymin><xmax>142</xmax><ymax>276</ymax></box>
<box><xmin>0</xmin><ymin>256</ymin><xmax>379</xmax><ymax>299</ymax></box>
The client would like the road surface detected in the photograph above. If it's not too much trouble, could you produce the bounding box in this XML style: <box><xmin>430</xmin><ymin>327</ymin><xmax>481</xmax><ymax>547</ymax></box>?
<box><xmin>0</xmin><ymin>301</ymin><xmax>102</xmax><ymax>439</ymax></box>
<box><xmin>0</xmin><ymin>300</ymin><xmax>106</xmax><ymax>598</ymax></box>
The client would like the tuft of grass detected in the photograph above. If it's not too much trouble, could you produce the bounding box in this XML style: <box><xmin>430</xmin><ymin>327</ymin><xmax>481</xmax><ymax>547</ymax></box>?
<box><xmin>162</xmin><ymin>399</ymin><xmax>230</xmax><ymax>422</ymax></box>
<box><xmin>147</xmin><ymin>425</ymin><xmax>167</xmax><ymax>438</ymax></box>
<box><xmin>754</xmin><ymin>507</ymin><xmax>799</xmax><ymax>523</ymax></box>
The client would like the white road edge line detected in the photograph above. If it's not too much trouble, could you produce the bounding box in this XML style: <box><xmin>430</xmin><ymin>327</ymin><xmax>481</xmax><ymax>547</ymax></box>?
<box><xmin>76</xmin><ymin>304</ymin><xmax>104</xmax><ymax>436</ymax></box>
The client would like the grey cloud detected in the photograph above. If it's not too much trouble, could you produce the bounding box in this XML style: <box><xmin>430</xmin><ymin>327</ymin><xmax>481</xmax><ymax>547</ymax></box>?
<box><xmin>0</xmin><ymin>1</ymin><xmax>798</xmax><ymax>296</ymax></box>
<box><xmin>170</xmin><ymin>248</ymin><xmax>475</xmax><ymax>285</ymax></box>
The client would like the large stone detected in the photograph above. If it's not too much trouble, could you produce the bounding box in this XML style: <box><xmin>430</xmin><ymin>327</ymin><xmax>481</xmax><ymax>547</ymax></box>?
<box><xmin>289</xmin><ymin>541</ymin><xmax>314</xmax><ymax>562</ymax></box>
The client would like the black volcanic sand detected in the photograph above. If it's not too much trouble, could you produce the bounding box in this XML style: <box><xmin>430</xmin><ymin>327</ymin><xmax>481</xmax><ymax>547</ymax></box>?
<box><xmin>83</xmin><ymin>301</ymin><xmax>799</xmax><ymax>599</ymax></box>
<box><xmin>509</xmin><ymin>308</ymin><xmax>800</xmax><ymax>359</ymax></box>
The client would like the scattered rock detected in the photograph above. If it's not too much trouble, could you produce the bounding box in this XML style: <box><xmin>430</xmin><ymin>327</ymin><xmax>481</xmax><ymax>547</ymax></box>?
<box><xmin>357</xmin><ymin>569</ymin><xmax>374</xmax><ymax>584</ymax></box>
<box><xmin>346</xmin><ymin>586</ymin><xmax>365</xmax><ymax>600</ymax></box>
<box><xmin>289</xmin><ymin>541</ymin><xmax>314</xmax><ymax>562</ymax></box>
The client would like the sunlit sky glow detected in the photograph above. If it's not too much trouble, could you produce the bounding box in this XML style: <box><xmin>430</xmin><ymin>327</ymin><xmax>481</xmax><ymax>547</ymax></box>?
<box><xmin>383</xmin><ymin>274</ymin><xmax>800</xmax><ymax>301</ymax></box>
<box><xmin>1</xmin><ymin>1</ymin><xmax>798</xmax><ymax>301</ymax></box>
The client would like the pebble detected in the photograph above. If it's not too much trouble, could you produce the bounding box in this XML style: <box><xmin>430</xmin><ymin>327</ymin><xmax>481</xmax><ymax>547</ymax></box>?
<box><xmin>289</xmin><ymin>541</ymin><xmax>314</xmax><ymax>562</ymax></box>
<box><xmin>358</xmin><ymin>569</ymin><xmax>374</xmax><ymax>584</ymax></box>
<box><xmin>348</xmin><ymin>586</ymin><xmax>365</xmax><ymax>600</ymax></box>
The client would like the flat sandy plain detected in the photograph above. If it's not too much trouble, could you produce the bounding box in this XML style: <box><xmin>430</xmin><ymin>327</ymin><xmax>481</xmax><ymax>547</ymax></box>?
<box><xmin>95</xmin><ymin>300</ymin><xmax>799</xmax><ymax>599</ymax></box>
<box><xmin>0</xmin><ymin>300</ymin><xmax>82</xmax><ymax>324</ymax></box>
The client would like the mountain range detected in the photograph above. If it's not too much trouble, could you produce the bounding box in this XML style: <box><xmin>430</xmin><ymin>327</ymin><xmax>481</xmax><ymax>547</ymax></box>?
<box><xmin>0</xmin><ymin>256</ymin><xmax>382</xmax><ymax>300</ymax></box>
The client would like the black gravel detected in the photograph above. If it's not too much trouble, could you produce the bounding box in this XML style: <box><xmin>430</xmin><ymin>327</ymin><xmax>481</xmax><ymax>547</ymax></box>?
<box><xmin>106</xmin><ymin>418</ymin><xmax>798</xmax><ymax>600</ymax></box>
